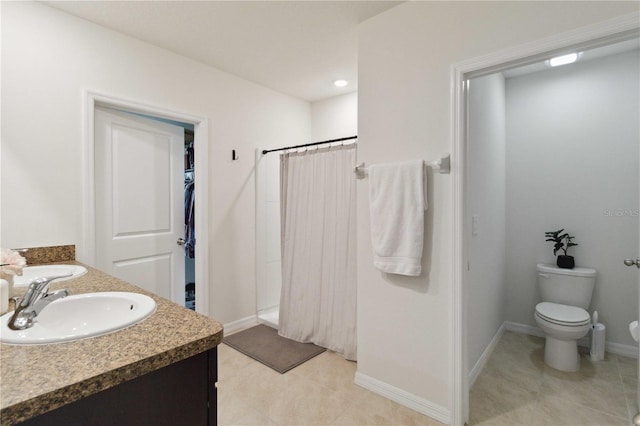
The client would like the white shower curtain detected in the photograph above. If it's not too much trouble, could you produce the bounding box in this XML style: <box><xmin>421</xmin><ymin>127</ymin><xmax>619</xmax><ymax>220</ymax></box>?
<box><xmin>278</xmin><ymin>144</ymin><xmax>357</xmax><ymax>360</ymax></box>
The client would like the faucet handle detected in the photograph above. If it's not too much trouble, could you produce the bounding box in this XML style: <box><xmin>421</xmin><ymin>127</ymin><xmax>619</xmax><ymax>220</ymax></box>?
<box><xmin>22</xmin><ymin>274</ymin><xmax>73</xmax><ymax>307</ymax></box>
<box><xmin>28</xmin><ymin>274</ymin><xmax>73</xmax><ymax>290</ymax></box>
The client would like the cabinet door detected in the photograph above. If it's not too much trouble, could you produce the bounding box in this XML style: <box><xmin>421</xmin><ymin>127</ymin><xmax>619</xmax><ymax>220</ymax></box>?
<box><xmin>21</xmin><ymin>348</ymin><xmax>217</xmax><ymax>426</ymax></box>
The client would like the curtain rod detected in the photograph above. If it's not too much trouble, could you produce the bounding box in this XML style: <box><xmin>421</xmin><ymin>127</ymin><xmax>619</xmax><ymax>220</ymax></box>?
<box><xmin>262</xmin><ymin>135</ymin><xmax>358</xmax><ymax>155</ymax></box>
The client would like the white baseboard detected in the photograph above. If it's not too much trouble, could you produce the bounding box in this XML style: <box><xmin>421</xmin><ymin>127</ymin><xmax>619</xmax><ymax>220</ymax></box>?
<box><xmin>223</xmin><ymin>315</ymin><xmax>258</xmax><ymax>336</ymax></box>
<box><xmin>503</xmin><ymin>321</ymin><xmax>545</xmax><ymax>338</ymax></box>
<box><xmin>503</xmin><ymin>321</ymin><xmax>638</xmax><ymax>359</ymax></box>
<box><xmin>354</xmin><ymin>372</ymin><xmax>450</xmax><ymax>425</ymax></box>
<box><xmin>257</xmin><ymin>315</ymin><xmax>279</xmax><ymax>330</ymax></box>
<box><xmin>606</xmin><ymin>341</ymin><xmax>638</xmax><ymax>359</ymax></box>
<box><xmin>468</xmin><ymin>323</ymin><xmax>505</xmax><ymax>388</ymax></box>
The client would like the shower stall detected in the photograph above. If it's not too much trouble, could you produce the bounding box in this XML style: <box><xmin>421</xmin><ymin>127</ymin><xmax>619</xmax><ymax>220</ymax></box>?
<box><xmin>255</xmin><ymin>139</ymin><xmax>358</xmax><ymax>360</ymax></box>
<box><xmin>255</xmin><ymin>150</ymin><xmax>283</xmax><ymax>329</ymax></box>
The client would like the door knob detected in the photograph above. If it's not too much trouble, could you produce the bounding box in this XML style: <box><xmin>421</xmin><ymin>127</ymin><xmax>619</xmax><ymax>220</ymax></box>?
<box><xmin>177</xmin><ymin>238</ymin><xmax>186</xmax><ymax>246</ymax></box>
<box><xmin>623</xmin><ymin>258</ymin><xmax>640</xmax><ymax>268</ymax></box>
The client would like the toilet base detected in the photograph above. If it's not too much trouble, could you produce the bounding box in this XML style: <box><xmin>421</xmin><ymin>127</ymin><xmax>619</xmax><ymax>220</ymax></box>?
<box><xmin>543</xmin><ymin>335</ymin><xmax>580</xmax><ymax>372</ymax></box>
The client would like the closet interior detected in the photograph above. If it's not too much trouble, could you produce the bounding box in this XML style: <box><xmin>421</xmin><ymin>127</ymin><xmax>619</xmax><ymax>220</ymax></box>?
<box><xmin>184</xmin><ymin>129</ymin><xmax>196</xmax><ymax>310</ymax></box>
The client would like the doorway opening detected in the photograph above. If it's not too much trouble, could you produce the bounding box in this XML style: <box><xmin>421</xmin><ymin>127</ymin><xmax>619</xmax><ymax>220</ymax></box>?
<box><xmin>125</xmin><ymin>111</ymin><xmax>197</xmax><ymax>311</ymax></box>
<box><xmin>184</xmin><ymin>128</ymin><xmax>195</xmax><ymax>310</ymax></box>
<box><xmin>82</xmin><ymin>91</ymin><xmax>210</xmax><ymax>316</ymax></box>
<box><xmin>451</xmin><ymin>15</ymin><xmax>639</xmax><ymax>426</ymax></box>
<box><xmin>466</xmin><ymin>38</ymin><xmax>638</xmax><ymax>425</ymax></box>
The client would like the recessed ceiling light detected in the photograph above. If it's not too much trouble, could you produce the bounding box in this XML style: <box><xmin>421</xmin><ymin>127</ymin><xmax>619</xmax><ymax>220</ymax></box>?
<box><xmin>548</xmin><ymin>53</ymin><xmax>580</xmax><ymax>67</ymax></box>
<box><xmin>334</xmin><ymin>79</ymin><xmax>348</xmax><ymax>87</ymax></box>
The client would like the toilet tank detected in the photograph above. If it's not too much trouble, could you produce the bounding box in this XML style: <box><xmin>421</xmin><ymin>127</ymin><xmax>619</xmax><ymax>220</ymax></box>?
<box><xmin>536</xmin><ymin>263</ymin><xmax>597</xmax><ymax>309</ymax></box>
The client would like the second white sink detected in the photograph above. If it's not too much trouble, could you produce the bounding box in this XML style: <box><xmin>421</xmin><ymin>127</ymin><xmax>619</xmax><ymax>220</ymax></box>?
<box><xmin>14</xmin><ymin>265</ymin><xmax>88</xmax><ymax>287</ymax></box>
<box><xmin>0</xmin><ymin>292</ymin><xmax>156</xmax><ymax>345</ymax></box>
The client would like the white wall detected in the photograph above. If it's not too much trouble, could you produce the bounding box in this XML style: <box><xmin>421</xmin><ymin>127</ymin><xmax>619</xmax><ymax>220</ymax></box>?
<box><xmin>256</xmin><ymin>92</ymin><xmax>358</xmax><ymax>317</ymax></box>
<box><xmin>466</xmin><ymin>74</ymin><xmax>507</xmax><ymax>372</ymax></box>
<box><xmin>311</xmin><ymin>91</ymin><xmax>358</xmax><ymax>141</ymax></box>
<box><xmin>357</xmin><ymin>1</ymin><xmax>638</xmax><ymax>417</ymax></box>
<box><xmin>0</xmin><ymin>2</ymin><xmax>311</xmax><ymax>324</ymax></box>
<box><xmin>504</xmin><ymin>50</ymin><xmax>640</xmax><ymax>346</ymax></box>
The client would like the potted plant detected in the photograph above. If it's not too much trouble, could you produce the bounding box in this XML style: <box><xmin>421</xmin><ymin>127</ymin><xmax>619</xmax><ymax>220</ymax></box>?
<box><xmin>545</xmin><ymin>229</ymin><xmax>578</xmax><ymax>269</ymax></box>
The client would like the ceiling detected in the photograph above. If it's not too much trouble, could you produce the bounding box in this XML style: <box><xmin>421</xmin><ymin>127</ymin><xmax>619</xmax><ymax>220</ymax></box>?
<box><xmin>43</xmin><ymin>1</ymin><xmax>402</xmax><ymax>102</ymax></box>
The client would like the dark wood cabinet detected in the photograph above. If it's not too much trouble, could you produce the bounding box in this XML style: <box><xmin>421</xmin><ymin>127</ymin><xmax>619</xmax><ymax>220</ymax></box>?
<box><xmin>20</xmin><ymin>348</ymin><xmax>217</xmax><ymax>426</ymax></box>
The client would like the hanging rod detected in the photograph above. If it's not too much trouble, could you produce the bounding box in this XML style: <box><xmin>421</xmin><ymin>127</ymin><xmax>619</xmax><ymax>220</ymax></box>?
<box><xmin>262</xmin><ymin>135</ymin><xmax>358</xmax><ymax>155</ymax></box>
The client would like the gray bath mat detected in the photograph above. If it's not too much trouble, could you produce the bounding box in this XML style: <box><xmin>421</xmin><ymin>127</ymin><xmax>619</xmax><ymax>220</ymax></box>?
<box><xmin>223</xmin><ymin>324</ymin><xmax>326</xmax><ymax>374</ymax></box>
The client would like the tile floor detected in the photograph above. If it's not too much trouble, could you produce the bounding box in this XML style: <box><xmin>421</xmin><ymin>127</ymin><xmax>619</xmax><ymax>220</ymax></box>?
<box><xmin>217</xmin><ymin>330</ymin><xmax>638</xmax><ymax>425</ymax></box>
<box><xmin>217</xmin><ymin>342</ymin><xmax>444</xmax><ymax>426</ymax></box>
<box><xmin>470</xmin><ymin>331</ymin><xmax>638</xmax><ymax>426</ymax></box>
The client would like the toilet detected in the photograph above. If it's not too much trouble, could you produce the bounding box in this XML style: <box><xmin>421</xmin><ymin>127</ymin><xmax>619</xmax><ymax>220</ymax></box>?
<box><xmin>534</xmin><ymin>263</ymin><xmax>597</xmax><ymax>372</ymax></box>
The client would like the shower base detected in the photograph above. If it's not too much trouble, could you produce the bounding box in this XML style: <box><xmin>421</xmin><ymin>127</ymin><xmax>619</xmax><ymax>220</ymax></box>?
<box><xmin>257</xmin><ymin>306</ymin><xmax>279</xmax><ymax>330</ymax></box>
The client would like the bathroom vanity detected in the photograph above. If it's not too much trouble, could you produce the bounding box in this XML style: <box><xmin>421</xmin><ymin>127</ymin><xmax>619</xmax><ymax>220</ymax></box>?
<box><xmin>0</xmin><ymin>263</ymin><xmax>223</xmax><ymax>425</ymax></box>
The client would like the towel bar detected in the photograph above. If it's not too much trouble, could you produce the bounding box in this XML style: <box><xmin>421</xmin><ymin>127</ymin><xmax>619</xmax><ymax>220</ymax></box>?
<box><xmin>428</xmin><ymin>154</ymin><xmax>450</xmax><ymax>174</ymax></box>
<box><xmin>354</xmin><ymin>154</ymin><xmax>450</xmax><ymax>179</ymax></box>
<box><xmin>354</xmin><ymin>162</ymin><xmax>367</xmax><ymax>178</ymax></box>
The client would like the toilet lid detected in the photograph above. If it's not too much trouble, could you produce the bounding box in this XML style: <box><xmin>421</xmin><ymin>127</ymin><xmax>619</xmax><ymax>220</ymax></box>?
<box><xmin>535</xmin><ymin>302</ymin><xmax>591</xmax><ymax>326</ymax></box>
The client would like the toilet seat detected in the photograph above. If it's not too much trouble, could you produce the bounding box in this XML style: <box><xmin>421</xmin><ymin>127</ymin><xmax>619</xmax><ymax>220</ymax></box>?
<box><xmin>535</xmin><ymin>302</ymin><xmax>591</xmax><ymax>327</ymax></box>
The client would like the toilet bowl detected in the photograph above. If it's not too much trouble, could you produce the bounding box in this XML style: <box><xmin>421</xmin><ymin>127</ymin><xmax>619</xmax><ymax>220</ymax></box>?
<box><xmin>535</xmin><ymin>263</ymin><xmax>596</xmax><ymax>372</ymax></box>
<box><xmin>535</xmin><ymin>302</ymin><xmax>591</xmax><ymax>371</ymax></box>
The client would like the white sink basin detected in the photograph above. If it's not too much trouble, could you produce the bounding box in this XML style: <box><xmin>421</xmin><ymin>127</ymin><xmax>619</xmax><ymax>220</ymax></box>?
<box><xmin>14</xmin><ymin>264</ymin><xmax>88</xmax><ymax>287</ymax></box>
<box><xmin>0</xmin><ymin>292</ymin><xmax>156</xmax><ymax>345</ymax></box>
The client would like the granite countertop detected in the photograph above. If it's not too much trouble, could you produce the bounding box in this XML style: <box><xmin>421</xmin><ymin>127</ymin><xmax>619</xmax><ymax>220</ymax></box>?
<box><xmin>0</xmin><ymin>262</ymin><xmax>224</xmax><ymax>425</ymax></box>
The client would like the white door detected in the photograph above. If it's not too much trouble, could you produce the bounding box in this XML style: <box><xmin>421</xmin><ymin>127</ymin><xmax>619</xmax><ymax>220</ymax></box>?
<box><xmin>95</xmin><ymin>106</ymin><xmax>185</xmax><ymax>305</ymax></box>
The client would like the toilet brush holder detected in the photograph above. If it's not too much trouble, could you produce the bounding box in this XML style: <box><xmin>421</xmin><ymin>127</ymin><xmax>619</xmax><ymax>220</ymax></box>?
<box><xmin>590</xmin><ymin>322</ymin><xmax>605</xmax><ymax>362</ymax></box>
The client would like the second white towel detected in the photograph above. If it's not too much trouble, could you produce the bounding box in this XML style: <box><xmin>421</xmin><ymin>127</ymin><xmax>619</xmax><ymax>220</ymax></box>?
<box><xmin>368</xmin><ymin>159</ymin><xmax>427</xmax><ymax>276</ymax></box>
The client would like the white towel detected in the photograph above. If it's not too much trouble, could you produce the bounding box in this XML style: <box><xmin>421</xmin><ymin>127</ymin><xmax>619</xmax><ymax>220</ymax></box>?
<box><xmin>368</xmin><ymin>160</ymin><xmax>427</xmax><ymax>276</ymax></box>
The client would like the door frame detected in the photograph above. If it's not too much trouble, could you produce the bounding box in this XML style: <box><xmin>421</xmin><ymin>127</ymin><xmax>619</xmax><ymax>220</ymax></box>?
<box><xmin>450</xmin><ymin>13</ymin><xmax>640</xmax><ymax>426</ymax></box>
<box><xmin>81</xmin><ymin>90</ymin><xmax>210</xmax><ymax>317</ymax></box>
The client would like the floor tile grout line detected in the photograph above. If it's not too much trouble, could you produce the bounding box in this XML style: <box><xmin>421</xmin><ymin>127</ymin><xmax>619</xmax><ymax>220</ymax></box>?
<box><xmin>616</xmin><ymin>353</ymin><xmax>638</xmax><ymax>422</ymax></box>
<box><xmin>614</xmin><ymin>353</ymin><xmax>638</xmax><ymax>422</ymax></box>
<box><xmin>221</xmin><ymin>346</ymin><xmax>380</xmax><ymax>426</ymax></box>
<box><xmin>469</xmin><ymin>332</ymin><xmax>635</xmax><ymax>425</ymax></box>
<box><xmin>566</xmin><ymin>399</ymin><xmax>631</xmax><ymax>423</ymax></box>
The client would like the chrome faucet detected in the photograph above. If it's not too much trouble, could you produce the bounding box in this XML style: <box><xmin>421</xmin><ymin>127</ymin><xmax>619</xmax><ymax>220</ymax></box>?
<box><xmin>8</xmin><ymin>274</ymin><xmax>71</xmax><ymax>330</ymax></box>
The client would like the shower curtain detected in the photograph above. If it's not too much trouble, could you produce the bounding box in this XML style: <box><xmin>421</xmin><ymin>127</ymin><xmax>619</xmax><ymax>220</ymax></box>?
<box><xmin>278</xmin><ymin>144</ymin><xmax>357</xmax><ymax>360</ymax></box>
